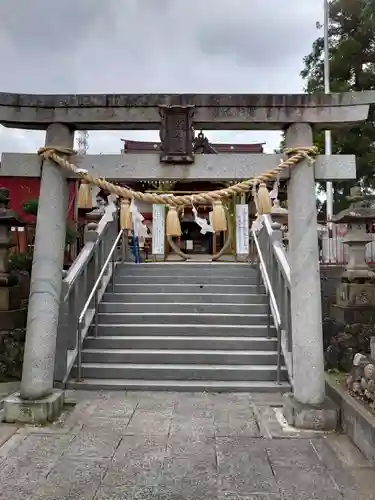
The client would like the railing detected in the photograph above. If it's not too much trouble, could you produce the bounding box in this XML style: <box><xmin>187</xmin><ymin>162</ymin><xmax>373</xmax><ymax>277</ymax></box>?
<box><xmin>76</xmin><ymin>228</ymin><xmax>127</xmax><ymax>381</ymax></box>
<box><xmin>281</xmin><ymin>221</ymin><xmax>375</xmax><ymax>265</ymax></box>
<box><xmin>251</xmin><ymin>215</ymin><xmax>293</xmax><ymax>386</ymax></box>
<box><xmin>320</xmin><ymin>222</ymin><xmax>375</xmax><ymax>264</ymax></box>
<box><xmin>55</xmin><ymin>203</ymin><xmax>126</xmax><ymax>384</ymax></box>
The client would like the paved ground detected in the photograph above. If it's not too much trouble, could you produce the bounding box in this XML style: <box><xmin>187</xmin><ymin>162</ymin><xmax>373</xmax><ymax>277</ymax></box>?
<box><xmin>0</xmin><ymin>391</ymin><xmax>374</xmax><ymax>499</ymax></box>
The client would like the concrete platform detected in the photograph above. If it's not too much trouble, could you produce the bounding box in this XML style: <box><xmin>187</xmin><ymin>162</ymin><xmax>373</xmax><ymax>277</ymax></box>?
<box><xmin>0</xmin><ymin>391</ymin><xmax>373</xmax><ymax>499</ymax></box>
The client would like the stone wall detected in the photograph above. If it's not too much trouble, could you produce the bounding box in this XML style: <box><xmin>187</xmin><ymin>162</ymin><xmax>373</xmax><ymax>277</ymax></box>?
<box><xmin>326</xmin><ymin>376</ymin><xmax>375</xmax><ymax>466</ymax></box>
<box><xmin>321</xmin><ymin>265</ymin><xmax>375</xmax><ymax>372</ymax></box>
<box><xmin>346</xmin><ymin>351</ymin><xmax>375</xmax><ymax>407</ymax></box>
<box><xmin>0</xmin><ymin>270</ymin><xmax>29</xmax><ymax>381</ymax></box>
<box><xmin>320</xmin><ymin>266</ymin><xmax>345</xmax><ymax>318</ymax></box>
<box><xmin>0</xmin><ymin>329</ymin><xmax>25</xmax><ymax>381</ymax></box>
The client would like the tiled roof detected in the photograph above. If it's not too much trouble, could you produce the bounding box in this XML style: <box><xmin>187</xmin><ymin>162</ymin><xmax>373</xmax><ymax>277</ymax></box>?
<box><xmin>121</xmin><ymin>139</ymin><xmax>264</xmax><ymax>153</ymax></box>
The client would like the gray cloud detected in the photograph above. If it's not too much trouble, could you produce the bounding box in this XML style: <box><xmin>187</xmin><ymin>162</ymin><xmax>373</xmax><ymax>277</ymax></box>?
<box><xmin>0</xmin><ymin>0</ymin><xmax>111</xmax><ymax>53</ymax></box>
<box><xmin>0</xmin><ymin>0</ymin><xmax>323</xmax><ymax>153</ymax></box>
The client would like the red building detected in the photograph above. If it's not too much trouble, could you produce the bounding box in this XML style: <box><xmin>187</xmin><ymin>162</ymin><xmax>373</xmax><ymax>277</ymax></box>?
<box><xmin>0</xmin><ymin>176</ymin><xmax>76</xmax><ymax>223</ymax></box>
<box><xmin>0</xmin><ymin>175</ymin><xmax>77</xmax><ymax>257</ymax></box>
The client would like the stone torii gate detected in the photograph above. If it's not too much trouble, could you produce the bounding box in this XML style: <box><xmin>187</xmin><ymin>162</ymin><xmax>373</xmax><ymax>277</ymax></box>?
<box><xmin>0</xmin><ymin>91</ymin><xmax>373</xmax><ymax>424</ymax></box>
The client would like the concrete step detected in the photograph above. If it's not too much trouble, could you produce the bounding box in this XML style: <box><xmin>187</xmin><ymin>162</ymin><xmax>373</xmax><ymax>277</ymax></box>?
<box><xmin>84</xmin><ymin>335</ymin><xmax>278</xmax><ymax>351</ymax></box>
<box><xmin>81</xmin><ymin>349</ymin><xmax>281</xmax><ymax>365</ymax></box>
<box><xmin>98</xmin><ymin>302</ymin><xmax>269</xmax><ymax>315</ymax></box>
<box><xmin>111</xmin><ymin>284</ymin><xmax>265</xmax><ymax>294</ymax></box>
<box><xmin>102</xmin><ymin>292</ymin><xmax>268</xmax><ymax>304</ymax></box>
<box><xmin>97</xmin><ymin>313</ymin><xmax>271</xmax><ymax>326</ymax></box>
<box><xmin>66</xmin><ymin>378</ymin><xmax>290</xmax><ymax>393</ymax></box>
<box><xmin>90</xmin><ymin>324</ymin><xmax>275</xmax><ymax>337</ymax></box>
<box><xmin>114</xmin><ymin>275</ymin><xmax>259</xmax><ymax>285</ymax></box>
<box><xmin>72</xmin><ymin>363</ymin><xmax>288</xmax><ymax>381</ymax></box>
<box><xmin>116</xmin><ymin>263</ymin><xmax>258</xmax><ymax>277</ymax></box>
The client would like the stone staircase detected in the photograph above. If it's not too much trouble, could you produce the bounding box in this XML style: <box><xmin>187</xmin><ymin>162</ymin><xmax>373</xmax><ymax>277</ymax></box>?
<box><xmin>69</xmin><ymin>263</ymin><xmax>290</xmax><ymax>392</ymax></box>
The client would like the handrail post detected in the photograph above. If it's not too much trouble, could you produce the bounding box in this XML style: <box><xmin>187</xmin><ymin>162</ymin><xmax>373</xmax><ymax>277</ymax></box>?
<box><xmin>121</xmin><ymin>229</ymin><xmax>127</xmax><ymax>262</ymax></box>
<box><xmin>76</xmin><ymin>320</ymin><xmax>83</xmax><ymax>382</ymax></box>
<box><xmin>276</xmin><ymin>336</ymin><xmax>282</xmax><ymax>384</ymax></box>
<box><xmin>94</xmin><ymin>288</ymin><xmax>99</xmax><ymax>338</ymax></box>
<box><xmin>112</xmin><ymin>244</ymin><xmax>116</xmax><ymax>292</ymax></box>
<box><xmin>266</xmin><ymin>294</ymin><xmax>271</xmax><ymax>338</ymax></box>
<box><xmin>256</xmin><ymin>236</ymin><xmax>261</xmax><ymax>291</ymax></box>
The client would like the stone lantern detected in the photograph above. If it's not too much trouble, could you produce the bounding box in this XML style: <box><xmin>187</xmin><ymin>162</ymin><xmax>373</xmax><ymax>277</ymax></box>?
<box><xmin>0</xmin><ymin>188</ymin><xmax>25</xmax><ymax>322</ymax></box>
<box><xmin>271</xmin><ymin>199</ymin><xmax>289</xmax><ymax>248</ymax></box>
<box><xmin>331</xmin><ymin>185</ymin><xmax>375</xmax><ymax>322</ymax></box>
<box><xmin>82</xmin><ymin>190</ymin><xmax>109</xmax><ymax>243</ymax></box>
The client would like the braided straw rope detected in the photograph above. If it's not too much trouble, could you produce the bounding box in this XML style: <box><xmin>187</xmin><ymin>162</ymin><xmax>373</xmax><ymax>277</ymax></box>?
<box><xmin>37</xmin><ymin>146</ymin><xmax>318</xmax><ymax>206</ymax></box>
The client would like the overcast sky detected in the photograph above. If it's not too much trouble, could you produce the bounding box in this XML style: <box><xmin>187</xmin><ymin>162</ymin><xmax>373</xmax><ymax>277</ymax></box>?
<box><xmin>0</xmin><ymin>0</ymin><xmax>323</xmax><ymax>155</ymax></box>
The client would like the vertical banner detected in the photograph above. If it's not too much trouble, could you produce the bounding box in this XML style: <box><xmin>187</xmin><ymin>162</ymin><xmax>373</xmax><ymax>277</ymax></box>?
<box><xmin>235</xmin><ymin>204</ymin><xmax>249</xmax><ymax>255</ymax></box>
<box><xmin>152</xmin><ymin>204</ymin><xmax>165</xmax><ymax>255</ymax></box>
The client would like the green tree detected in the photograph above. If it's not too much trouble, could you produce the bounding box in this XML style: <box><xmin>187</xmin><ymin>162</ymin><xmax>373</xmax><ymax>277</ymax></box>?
<box><xmin>300</xmin><ymin>0</ymin><xmax>375</xmax><ymax>212</ymax></box>
<box><xmin>274</xmin><ymin>133</ymin><xmax>285</xmax><ymax>154</ymax></box>
<box><xmin>362</xmin><ymin>0</ymin><xmax>375</xmax><ymax>19</ymax></box>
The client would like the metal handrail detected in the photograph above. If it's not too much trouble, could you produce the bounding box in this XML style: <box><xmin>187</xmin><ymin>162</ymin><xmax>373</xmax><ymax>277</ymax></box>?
<box><xmin>252</xmin><ymin>215</ymin><xmax>294</xmax><ymax>386</ymax></box>
<box><xmin>252</xmin><ymin>229</ymin><xmax>282</xmax><ymax>383</ymax></box>
<box><xmin>76</xmin><ymin>228</ymin><xmax>125</xmax><ymax>380</ymax></box>
<box><xmin>253</xmin><ymin>232</ymin><xmax>281</xmax><ymax>327</ymax></box>
<box><xmin>55</xmin><ymin>203</ymin><xmax>121</xmax><ymax>384</ymax></box>
<box><xmin>62</xmin><ymin>204</ymin><xmax>116</xmax><ymax>298</ymax></box>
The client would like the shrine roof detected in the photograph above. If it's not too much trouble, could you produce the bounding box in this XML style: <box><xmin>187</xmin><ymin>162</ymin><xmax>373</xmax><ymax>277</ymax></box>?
<box><xmin>121</xmin><ymin>139</ymin><xmax>264</xmax><ymax>153</ymax></box>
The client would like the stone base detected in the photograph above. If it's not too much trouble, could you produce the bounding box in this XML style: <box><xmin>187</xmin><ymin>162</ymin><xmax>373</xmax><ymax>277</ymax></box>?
<box><xmin>336</xmin><ymin>282</ymin><xmax>375</xmax><ymax>308</ymax></box>
<box><xmin>235</xmin><ymin>253</ymin><xmax>249</xmax><ymax>262</ymax></box>
<box><xmin>283</xmin><ymin>393</ymin><xmax>339</xmax><ymax>431</ymax></box>
<box><xmin>331</xmin><ymin>304</ymin><xmax>375</xmax><ymax>325</ymax></box>
<box><xmin>152</xmin><ymin>254</ymin><xmax>165</xmax><ymax>262</ymax></box>
<box><xmin>3</xmin><ymin>389</ymin><xmax>65</xmax><ymax>424</ymax></box>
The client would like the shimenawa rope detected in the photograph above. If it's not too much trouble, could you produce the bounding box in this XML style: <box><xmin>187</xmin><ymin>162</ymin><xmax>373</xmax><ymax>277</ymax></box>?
<box><xmin>37</xmin><ymin>145</ymin><xmax>317</xmax><ymax>235</ymax></box>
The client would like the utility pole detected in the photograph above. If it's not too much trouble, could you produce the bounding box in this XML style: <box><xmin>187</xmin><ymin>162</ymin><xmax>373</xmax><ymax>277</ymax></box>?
<box><xmin>76</xmin><ymin>130</ymin><xmax>89</xmax><ymax>155</ymax></box>
<box><xmin>324</xmin><ymin>0</ymin><xmax>334</xmax><ymax>261</ymax></box>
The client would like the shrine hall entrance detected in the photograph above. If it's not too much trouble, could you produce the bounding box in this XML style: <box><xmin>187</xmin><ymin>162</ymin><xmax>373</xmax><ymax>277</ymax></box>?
<box><xmin>180</xmin><ymin>221</ymin><xmax>212</xmax><ymax>254</ymax></box>
<box><xmin>175</xmin><ymin>207</ymin><xmax>226</xmax><ymax>255</ymax></box>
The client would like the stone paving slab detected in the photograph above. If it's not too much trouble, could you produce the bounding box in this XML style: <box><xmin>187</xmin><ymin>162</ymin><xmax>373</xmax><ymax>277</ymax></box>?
<box><xmin>0</xmin><ymin>391</ymin><xmax>373</xmax><ymax>499</ymax></box>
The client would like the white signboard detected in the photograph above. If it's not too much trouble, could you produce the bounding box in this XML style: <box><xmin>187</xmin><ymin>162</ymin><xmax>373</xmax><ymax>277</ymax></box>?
<box><xmin>152</xmin><ymin>204</ymin><xmax>165</xmax><ymax>255</ymax></box>
<box><xmin>236</xmin><ymin>204</ymin><xmax>249</xmax><ymax>255</ymax></box>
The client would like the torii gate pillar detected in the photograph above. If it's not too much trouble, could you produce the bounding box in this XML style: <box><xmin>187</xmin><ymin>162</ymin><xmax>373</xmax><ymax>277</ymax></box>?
<box><xmin>4</xmin><ymin>124</ymin><xmax>73</xmax><ymax>423</ymax></box>
<box><xmin>283</xmin><ymin>123</ymin><xmax>337</xmax><ymax>429</ymax></box>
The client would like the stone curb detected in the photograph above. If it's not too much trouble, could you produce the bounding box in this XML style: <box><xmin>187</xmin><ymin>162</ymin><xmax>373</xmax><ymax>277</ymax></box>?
<box><xmin>325</xmin><ymin>374</ymin><xmax>375</xmax><ymax>466</ymax></box>
<box><xmin>0</xmin><ymin>382</ymin><xmax>20</xmax><ymax>422</ymax></box>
